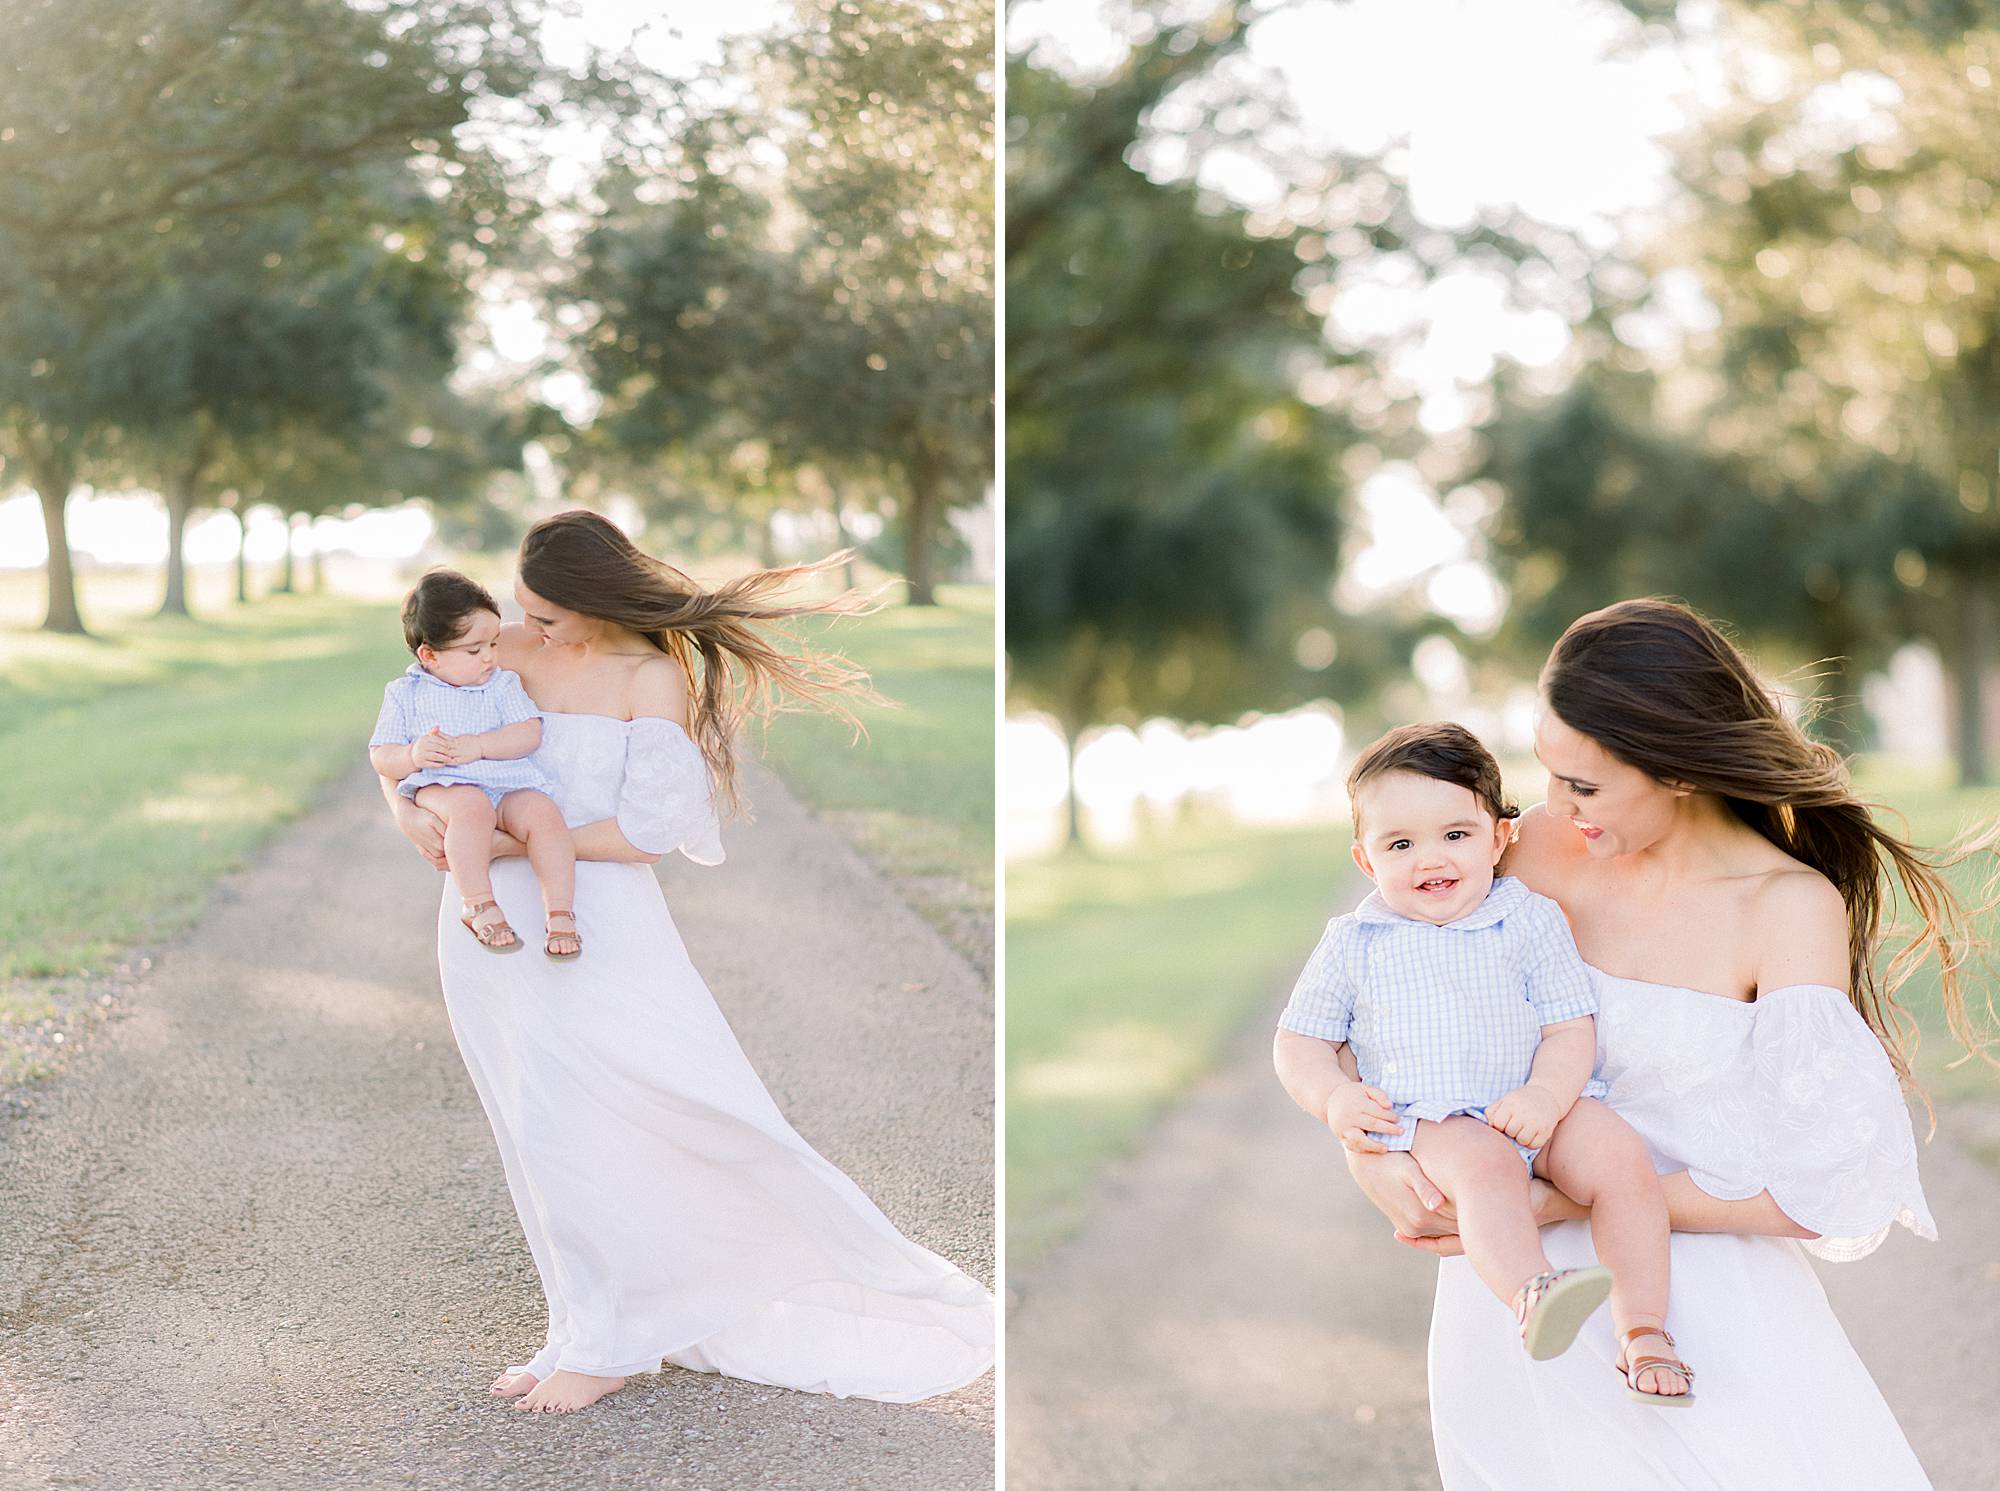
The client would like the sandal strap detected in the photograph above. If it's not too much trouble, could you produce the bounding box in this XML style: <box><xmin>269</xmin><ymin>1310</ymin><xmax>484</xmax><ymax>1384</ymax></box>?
<box><xmin>1616</xmin><ymin>1323</ymin><xmax>1675</xmax><ymax>1348</ymax></box>
<box><xmin>546</xmin><ymin>908</ymin><xmax>575</xmax><ymax>920</ymax></box>
<box><xmin>1511</xmin><ymin>1269</ymin><xmax>1569</xmax><ymax>1332</ymax></box>
<box><xmin>462</xmin><ymin>899</ymin><xmax>499</xmax><ymax>914</ymax></box>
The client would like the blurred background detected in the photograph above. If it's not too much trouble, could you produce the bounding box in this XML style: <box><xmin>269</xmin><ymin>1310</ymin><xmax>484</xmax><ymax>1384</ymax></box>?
<box><xmin>0</xmin><ymin>0</ymin><xmax>994</xmax><ymax>1098</ymax></box>
<box><xmin>1005</xmin><ymin>0</ymin><xmax>2000</xmax><ymax>1279</ymax></box>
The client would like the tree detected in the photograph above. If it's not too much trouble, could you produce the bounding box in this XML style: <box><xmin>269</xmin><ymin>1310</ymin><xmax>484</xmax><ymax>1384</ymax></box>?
<box><xmin>0</xmin><ymin>0</ymin><xmax>576</xmax><ymax>631</ymax></box>
<box><xmin>573</xmin><ymin>0</ymin><xmax>994</xmax><ymax>604</ymax></box>
<box><xmin>1480</xmin><ymin>0</ymin><xmax>2000</xmax><ymax>779</ymax></box>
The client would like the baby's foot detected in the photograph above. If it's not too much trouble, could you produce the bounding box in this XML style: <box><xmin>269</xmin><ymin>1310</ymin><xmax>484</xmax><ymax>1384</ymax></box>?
<box><xmin>544</xmin><ymin>909</ymin><xmax>580</xmax><ymax>960</ymax></box>
<box><xmin>514</xmin><ymin>1369</ymin><xmax>625</xmax><ymax>1414</ymax></box>
<box><xmin>1618</xmin><ymin>1327</ymin><xmax>1693</xmax><ymax>1399</ymax></box>
<box><xmin>460</xmin><ymin>898</ymin><xmax>521</xmax><ymax>952</ymax></box>
<box><xmin>489</xmin><ymin>1369</ymin><xmax>538</xmax><ymax>1398</ymax></box>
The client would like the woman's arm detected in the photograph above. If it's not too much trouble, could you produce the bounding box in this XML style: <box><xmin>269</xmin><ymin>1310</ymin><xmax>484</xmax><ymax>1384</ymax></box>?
<box><xmin>379</xmin><ymin>774</ymin><xmax>448</xmax><ymax>869</ymax></box>
<box><xmin>1659</xmin><ymin>1173</ymin><xmax>1820</xmax><ymax>1239</ymax></box>
<box><xmin>1395</xmin><ymin>1171</ymin><xmax>1818</xmax><ymax>1258</ymax></box>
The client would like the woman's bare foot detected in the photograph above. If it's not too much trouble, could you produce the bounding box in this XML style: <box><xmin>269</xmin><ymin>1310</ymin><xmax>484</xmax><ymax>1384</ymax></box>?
<box><xmin>514</xmin><ymin>1369</ymin><xmax>625</xmax><ymax>1414</ymax></box>
<box><xmin>489</xmin><ymin>1369</ymin><xmax>538</xmax><ymax>1398</ymax></box>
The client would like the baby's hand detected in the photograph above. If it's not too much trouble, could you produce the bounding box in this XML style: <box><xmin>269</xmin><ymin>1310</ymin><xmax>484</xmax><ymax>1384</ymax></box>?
<box><xmin>436</xmin><ymin>732</ymin><xmax>484</xmax><ymax>766</ymax></box>
<box><xmin>1325</xmin><ymin>1082</ymin><xmax>1404</xmax><ymax>1155</ymax></box>
<box><xmin>1485</xmin><ymin>1086</ymin><xmax>1564</xmax><ymax>1150</ymax></box>
<box><xmin>410</xmin><ymin>728</ymin><xmax>454</xmax><ymax>769</ymax></box>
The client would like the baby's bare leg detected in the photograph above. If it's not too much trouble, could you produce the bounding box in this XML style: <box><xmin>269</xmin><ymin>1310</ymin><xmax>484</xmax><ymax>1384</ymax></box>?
<box><xmin>498</xmin><ymin>791</ymin><xmax>575</xmax><ymax>917</ymax></box>
<box><xmin>1410</xmin><ymin>1116</ymin><xmax>1550</xmax><ymax>1307</ymax></box>
<box><xmin>1537</xmin><ymin>1097</ymin><xmax>1686</xmax><ymax>1395</ymax></box>
<box><xmin>413</xmin><ymin>785</ymin><xmax>499</xmax><ymax>904</ymax></box>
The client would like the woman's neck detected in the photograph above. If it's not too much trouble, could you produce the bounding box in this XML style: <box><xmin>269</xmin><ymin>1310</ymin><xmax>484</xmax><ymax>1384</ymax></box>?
<box><xmin>1624</xmin><ymin>792</ymin><xmax>1755</xmax><ymax>885</ymax></box>
<box><xmin>571</xmin><ymin>620</ymin><xmax>656</xmax><ymax>657</ymax></box>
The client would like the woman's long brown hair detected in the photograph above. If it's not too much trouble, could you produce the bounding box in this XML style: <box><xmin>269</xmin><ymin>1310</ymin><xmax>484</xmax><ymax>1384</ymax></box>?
<box><xmin>518</xmin><ymin>510</ymin><xmax>885</xmax><ymax>816</ymax></box>
<box><xmin>1543</xmin><ymin>598</ymin><xmax>1999</xmax><ymax>1124</ymax></box>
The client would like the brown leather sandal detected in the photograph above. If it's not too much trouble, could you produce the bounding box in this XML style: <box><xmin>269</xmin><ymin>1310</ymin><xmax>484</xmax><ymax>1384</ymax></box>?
<box><xmin>1615</xmin><ymin>1322</ymin><xmax>1696</xmax><ymax>1406</ymax></box>
<box><xmin>545</xmin><ymin>908</ymin><xmax>581</xmax><ymax>961</ymax></box>
<box><xmin>1511</xmin><ymin>1266</ymin><xmax>1613</xmax><ymax>1361</ymax></box>
<box><xmin>459</xmin><ymin>899</ymin><xmax>523</xmax><ymax>954</ymax></box>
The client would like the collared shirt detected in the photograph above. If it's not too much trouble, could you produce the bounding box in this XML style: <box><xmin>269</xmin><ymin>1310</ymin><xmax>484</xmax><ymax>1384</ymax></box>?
<box><xmin>370</xmin><ymin>663</ymin><xmax>554</xmax><ymax>800</ymax></box>
<box><xmin>1277</xmin><ymin>875</ymin><xmax>1602</xmax><ymax>1140</ymax></box>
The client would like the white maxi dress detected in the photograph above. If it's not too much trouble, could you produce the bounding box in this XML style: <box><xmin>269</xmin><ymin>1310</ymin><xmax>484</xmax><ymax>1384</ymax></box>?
<box><xmin>1430</xmin><ymin>967</ymin><xmax>1938</xmax><ymax>1490</ymax></box>
<box><xmin>434</xmin><ymin>711</ymin><xmax>995</xmax><ymax>1400</ymax></box>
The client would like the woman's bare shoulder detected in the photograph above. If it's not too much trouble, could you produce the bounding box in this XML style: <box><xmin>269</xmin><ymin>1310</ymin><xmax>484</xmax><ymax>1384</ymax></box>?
<box><xmin>626</xmin><ymin>654</ymin><xmax>690</xmax><ymax>726</ymax></box>
<box><xmin>495</xmin><ymin>624</ymin><xmax>540</xmax><ymax>666</ymax></box>
<box><xmin>1499</xmin><ymin>804</ymin><xmax>1584</xmax><ymax>896</ymax></box>
<box><xmin>1748</xmin><ymin>862</ymin><xmax>1849</xmax><ymax>992</ymax></box>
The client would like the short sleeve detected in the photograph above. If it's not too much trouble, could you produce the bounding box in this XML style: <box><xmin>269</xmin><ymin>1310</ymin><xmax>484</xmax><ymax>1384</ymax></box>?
<box><xmin>490</xmin><ymin>669</ymin><xmax>541</xmax><ymax>728</ymax></box>
<box><xmin>368</xmin><ymin>680</ymin><xmax>412</xmax><ymax>748</ymax></box>
<box><xmin>617</xmin><ymin>717</ymin><xmax>724</xmax><ymax>865</ymax></box>
<box><xmin>1277</xmin><ymin>916</ymin><xmax>1359</xmax><ymax>1042</ymax></box>
<box><xmin>1518</xmin><ymin>893</ymin><xmax>1597</xmax><ymax>1026</ymax></box>
<box><xmin>1696</xmin><ymin>984</ymin><xmax>1938</xmax><ymax>1262</ymax></box>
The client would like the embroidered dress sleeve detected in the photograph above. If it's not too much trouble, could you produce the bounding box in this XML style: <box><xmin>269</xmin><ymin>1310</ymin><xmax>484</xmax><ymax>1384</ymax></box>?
<box><xmin>369</xmin><ymin>678</ymin><xmax>413</xmax><ymax>748</ymax></box>
<box><xmin>1277</xmin><ymin>916</ymin><xmax>1359</xmax><ymax>1042</ymax></box>
<box><xmin>1519</xmin><ymin>892</ymin><xmax>1597</xmax><ymax>1025</ymax></box>
<box><xmin>1689</xmin><ymin>983</ymin><xmax>1937</xmax><ymax>1262</ymax></box>
<box><xmin>489</xmin><ymin>669</ymin><xmax>542</xmax><ymax>727</ymax></box>
<box><xmin>617</xmin><ymin>718</ymin><xmax>725</xmax><ymax>865</ymax></box>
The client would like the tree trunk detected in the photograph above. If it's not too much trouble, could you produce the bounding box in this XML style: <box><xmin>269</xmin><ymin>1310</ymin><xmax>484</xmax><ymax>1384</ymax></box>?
<box><xmin>160</xmin><ymin>482</ymin><xmax>194</xmax><ymax>617</ymax></box>
<box><xmin>758</xmin><ymin>509</ymin><xmax>780</xmax><ymax>569</ymax></box>
<box><xmin>828</xmin><ymin>492</ymin><xmax>859</xmax><ymax>590</ymax></box>
<box><xmin>234</xmin><ymin>508</ymin><xmax>250</xmax><ymax>604</ymax></box>
<box><xmin>278</xmin><ymin>512</ymin><xmax>300</xmax><ymax>593</ymax></box>
<box><xmin>310</xmin><ymin>537</ymin><xmax>325</xmax><ymax>593</ymax></box>
<box><xmin>903</xmin><ymin>441</ymin><xmax>942</xmax><ymax>607</ymax></box>
<box><xmin>159</xmin><ymin>434</ymin><xmax>212</xmax><ymax>618</ymax></box>
<box><xmin>1950</xmin><ymin>583</ymin><xmax>1992</xmax><ymax>788</ymax></box>
<box><xmin>27</xmin><ymin>442</ymin><xmax>86</xmax><ymax>634</ymax></box>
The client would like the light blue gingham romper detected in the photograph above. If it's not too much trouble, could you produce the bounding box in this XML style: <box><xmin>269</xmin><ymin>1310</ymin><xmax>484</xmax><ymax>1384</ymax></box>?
<box><xmin>1277</xmin><ymin>875</ymin><xmax>1606</xmax><ymax>1169</ymax></box>
<box><xmin>369</xmin><ymin>663</ymin><xmax>556</xmax><ymax>807</ymax></box>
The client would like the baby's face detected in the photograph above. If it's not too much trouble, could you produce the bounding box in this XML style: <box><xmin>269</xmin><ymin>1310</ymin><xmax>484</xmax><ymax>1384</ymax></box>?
<box><xmin>1350</xmin><ymin>770</ymin><xmax>1511</xmax><ymax>926</ymax></box>
<box><xmin>418</xmin><ymin>609</ymin><xmax>502</xmax><ymax>687</ymax></box>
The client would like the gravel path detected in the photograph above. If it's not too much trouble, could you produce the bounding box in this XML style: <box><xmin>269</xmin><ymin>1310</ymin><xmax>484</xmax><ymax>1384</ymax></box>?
<box><xmin>0</xmin><ymin>759</ymin><xmax>994</xmax><ymax>1491</ymax></box>
<box><xmin>1005</xmin><ymin>997</ymin><xmax>2000</xmax><ymax>1489</ymax></box>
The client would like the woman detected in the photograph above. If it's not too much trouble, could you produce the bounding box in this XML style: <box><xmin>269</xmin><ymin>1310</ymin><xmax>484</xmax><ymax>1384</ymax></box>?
<box><xmin>383</xmin><ymin>510</ymin><xmax>994</xmax><ymax>1415</ymax></box>
<box><xmin>1286</xmin><ymin>599</ymin><xmax>1992</xmax><ymax>1487</ymax></box>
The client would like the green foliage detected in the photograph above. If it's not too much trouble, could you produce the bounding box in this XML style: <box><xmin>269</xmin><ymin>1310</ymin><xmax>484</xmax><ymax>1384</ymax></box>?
<box><xmin>572</xmin><ymin>0</ymin><xmax>994</xmax><ymax>601</ymax></box>
<box><xmin>0</xmin><ymin>0</ymin><xmax>604</xmax><ymax>627</ymax></box>
<box><xmin>1478</xmin><ymin>1</ymin><xmax>2000</xmax><ymax>769</ymax></box>
<box><xmin>1005</xmin><ymin>33</ymin><xmax>1358</xmax><ymax>735</ymax></box>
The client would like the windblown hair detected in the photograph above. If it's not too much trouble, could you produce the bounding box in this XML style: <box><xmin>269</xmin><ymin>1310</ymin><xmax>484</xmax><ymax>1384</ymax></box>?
<box><xmin>1543</xmin><ymin>598</ymin><xmax>1999</xmax><ymax>1119</ymax></box>
<box><xmin>518</xmin><ymin>510</ymin><xmax>884</xmax><ymax>816</ymax></box>
<box><xmin>403</xmin><ymin>569</ymin><xmax>499</xmax><ymax>655</ymax></box>
<box><xmin>1348</xmin><ymin>721</ymin><xmax>1519</xmax><ymax>835</ymax></box>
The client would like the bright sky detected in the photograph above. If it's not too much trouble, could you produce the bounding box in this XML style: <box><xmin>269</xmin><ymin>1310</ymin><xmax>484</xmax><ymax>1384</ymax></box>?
<box><xmin>0</xmin><ymin>1</ymin><xmax>786</xmax><ymax>570</ymax></box>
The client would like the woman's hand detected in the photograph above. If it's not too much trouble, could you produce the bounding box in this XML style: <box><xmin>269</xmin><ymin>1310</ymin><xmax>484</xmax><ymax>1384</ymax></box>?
<box><xmin>390</xmin><ymin>792</ymin><xmax>449</xmax><ymax>870</ymax></box>
<box><xmin>1346</xmin><ymin>1147</ymin><xmax>1455</xmax><ymax>1239</ymax></box>
<box><xmin>1390</xmin><ymin>1177</ymin><xmax>1587</xmax><ymax>1259</ymax></box>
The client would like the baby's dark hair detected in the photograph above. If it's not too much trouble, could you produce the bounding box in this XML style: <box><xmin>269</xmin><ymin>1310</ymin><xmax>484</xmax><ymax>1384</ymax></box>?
<box><xmin>402</xmin><ymin>569</ymin><xmax>499</xmax><ymax>655</ymax></box>
<box><xmin>1347</xmin><ymin>721</ymin><xmax>1518</xmax><ymax>832</ymax></box>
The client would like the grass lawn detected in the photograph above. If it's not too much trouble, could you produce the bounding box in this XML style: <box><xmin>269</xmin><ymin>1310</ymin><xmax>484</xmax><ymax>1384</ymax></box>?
<box><xmin>1006</xmin><ymin>761</ymin><xmax>2000</xmax><ymax>1266</ymax></box>
<box><xmin>0</xmin><ymin>572</ymin><xmax>407</xmax><ymax>1083</ymax></box>
<box><xmin>756</xmin><ymin>583</ymin><xmax>995</xmax><ymax>967</ymax></box>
